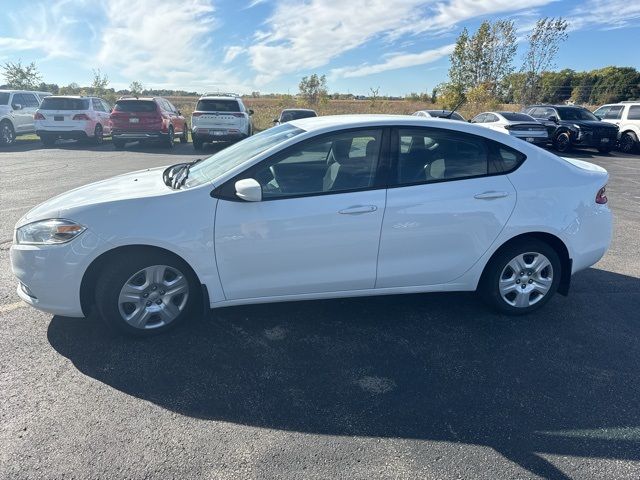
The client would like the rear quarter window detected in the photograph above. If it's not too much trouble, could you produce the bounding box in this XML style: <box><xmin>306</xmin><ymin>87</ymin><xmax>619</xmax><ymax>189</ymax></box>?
<box><xmin>114</xmin><ymin>101</ymin><xmax>158</xmax><ymax>112</ymax></box>
<box><xmin>196</xmin><ymin>99</ymin><xmax>240</xmax><ymax>112</ymax></box>
<box><xmin>489</xmin><ymin>143</ymin><xmax>527</xmax><ymax>174</ymax></box>
<box><xmin>0</xmin><ymin>92</ymin><xmax>10</xmax><ymax>105</ymax></box>
<box><xmin>40</xmin><ymin>97</ymin><xmax>89</xmax><ymax>110</ymax></box>
<box><xmin>628</xmin><ymin>106</ymin><xmax>640</xmax><ymax>120</ymax></box>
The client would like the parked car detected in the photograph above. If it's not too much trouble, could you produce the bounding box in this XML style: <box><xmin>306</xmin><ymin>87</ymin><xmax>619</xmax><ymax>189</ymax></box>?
<box><xmin>0</xmin><ymin>90</ymin><xmax>50</xmax><ymax>146</ymax></box>
<box><xmin>191</xmin><ymin>94</ymin><xmax>253</xmax><ymax>150</ymax></box>
<box><xmin>593</xmin><ymin>101</ymin><xmax>640</xmax><ymax>153</ymax></box>
<box><xmin>110</xmin><ymin>96</ymin><xmax>187</xmax><ymax>149</ymax></box>
<box><xmin>413</xmin><ymin>110</ymin><xmax>466</xmax><ymax>121</ymax></box>
<box><xmin>11</xmin><ymin>115</ymin><xmax>612</xmax><ymax>337</ymax></box>
<box><xmin>34</xmin><ymin>96</ymin><xmax>112</xmax><ymax>146</ymax></box>
<box><xmin>524</xmin><ymin>105</ymin><xmax>618</xmax><ymax>153</ymax></box>
<box><xmin>470</xmin><ymin>111</ymin><xmax>548</xmax><ymax>145</ymax></box>
<box><xmin>274</xmin><ymin>108</ymin><xmax>317</xmax><ymax>125</ymax></box>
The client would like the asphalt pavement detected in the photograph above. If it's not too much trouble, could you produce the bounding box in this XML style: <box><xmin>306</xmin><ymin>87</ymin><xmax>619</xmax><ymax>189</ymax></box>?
<box><xmin>1</xmin><ymin>138</ymin><xmax>639</xmax><ymax>479</ymax></box>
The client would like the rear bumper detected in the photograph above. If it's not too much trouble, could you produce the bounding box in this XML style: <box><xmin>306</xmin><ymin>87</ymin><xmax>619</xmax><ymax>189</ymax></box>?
<box><xmin>37</xmin><ymin>129</ymin><xmax>89</xmax><ymax>140</ymax></box>
<box><xmin>192</xmin><ymin>127</ymin><xmax>247</xmax><ymax>142</ymax></box>
<box><xmin>112</xmin><ymin>130</ymin><xmax>168</xmax><ymax>141</ymax></box>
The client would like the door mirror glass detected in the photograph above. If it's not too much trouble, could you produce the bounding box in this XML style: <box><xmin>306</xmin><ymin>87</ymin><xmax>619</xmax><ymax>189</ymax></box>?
<box><xmin>12</xmin><ymin>103</ymin><xmax>22</xmax><ymax>110</ymax></box>
<box><xmin>235</xmin><ymin>178</ymin><xmax>262</xmax><ymax>202</ymax></box>
<box><xmin>548</xmin><ymin>115</ymin><xmax>558</xmax><ymax>123</ymax></box>
<box><xmin>273</xmin><ymin>118</ymin><xmax>279</xmax><ymax>123</ymax></box>
<box><xmin>248</xmin><ymin>109</ymin><xmax>254</xmax><ymax>115</ymax></box>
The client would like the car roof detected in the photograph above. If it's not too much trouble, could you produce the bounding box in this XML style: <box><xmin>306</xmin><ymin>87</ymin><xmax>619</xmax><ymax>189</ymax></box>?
<box><xmin>282</xmin><ymin>108</ymin><xmax>315</xmax><ymax>112</ymax></box>
<box><xmin>44</xmin><ymin>95</ymin><xmax>91</xmax><ymax>99</ymax></box>
<box><xmin>198</xmin><ymin>96</ymin><xmax>241</xmax><ymax>101</ymax></box>
<box><xmin>0</xmin><ymin>89</ymin><xmax>45</xmax><ymax>94</ymax></box>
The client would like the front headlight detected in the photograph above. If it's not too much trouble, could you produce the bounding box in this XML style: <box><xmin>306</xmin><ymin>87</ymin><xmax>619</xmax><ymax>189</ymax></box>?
<box><xmin>16</xmin><ymin>219</ymin><xmax>86</xmax><ymax>245</ymax></box>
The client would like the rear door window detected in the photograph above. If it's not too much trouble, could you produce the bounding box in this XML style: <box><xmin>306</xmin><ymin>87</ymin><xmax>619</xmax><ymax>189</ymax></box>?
<box><xmin>603</xmin><ymin>106</ymin><xmax>623</xmax><ymax>120</ymax></box>
<box><xmin>196</xmin><ymin>99</ymin><xmax>240</xmax><ymax>112</ymax></box>
<box><xmin>92</xmin><ymin>98</ymin><xmax>105</xmax><ymax>112</ymax></box>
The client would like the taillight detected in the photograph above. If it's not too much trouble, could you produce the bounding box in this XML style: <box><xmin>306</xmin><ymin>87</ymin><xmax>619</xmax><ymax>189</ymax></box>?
<box><xmin>73</xmin><ymin>114</ymin><xmax>90</xmax><ymax>120</ymax></box>
<box><xmin>595</xmin><ymin>185</ymin><xmax>608</xmax><ymax>205</ymax></box>
<box><xmin>34</xmin><ymin>112</ymin><xmax>45</xmax><ymax>120</ymax></box>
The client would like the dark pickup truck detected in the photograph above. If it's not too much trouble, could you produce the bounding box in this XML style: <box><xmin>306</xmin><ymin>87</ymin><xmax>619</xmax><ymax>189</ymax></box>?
<box><xmin>524</xmin><ymin>105</ymin><xmax>618</xmax><ymax>153</ymax></box>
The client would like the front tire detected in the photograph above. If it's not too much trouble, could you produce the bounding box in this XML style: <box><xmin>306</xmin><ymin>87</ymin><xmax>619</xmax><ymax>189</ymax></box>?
<box><xmin>0</xmin><ymin>120</ymin><xmax>16</xmax><ymax>146</ymax></box>
<box><xmin>552</xmin><ymin>132</ymin><xmax>571</xmax><ymax>153</ymax></box>
<box><xmin>94</xmin><ymin>251</ymin><xmax>199</xmax><ymax>337</ymax></box>
<box><xmin>619</xmin><ymin>132</ymin><xmax>638</xmax><ymax>153</ymax></box>
<box><xmin>480</xmin><ymin>239</ymin><xmax>561</xmax><ymax>315</ymax></box>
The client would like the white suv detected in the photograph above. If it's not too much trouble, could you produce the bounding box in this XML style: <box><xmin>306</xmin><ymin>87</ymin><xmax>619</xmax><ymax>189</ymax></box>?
<box><xmin>0</xmin><ymin>90</ymin><xmax>51</xmax><ymax>146</ymax></box>
<box><xmin>593</xmin><ymin>102</ymin><xmax>640</xmax><ymax>153</ymax></box>
<box><xmin>35</xmin><ymin>95</ymin><xmax>112</xmax><ymax>146</ymax></box>
<box><xmin>190</xmin><ymin>94</ymin><xmax>253</xmax><ymax>150</ymax></box>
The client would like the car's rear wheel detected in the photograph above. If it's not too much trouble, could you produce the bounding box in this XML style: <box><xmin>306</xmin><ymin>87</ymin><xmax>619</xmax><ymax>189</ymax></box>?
<box><xmin>180</xmin><ymin>125</ymin><xmax>188</xmax><ymax>143</ymax></box>
<box><xmin>552</xmin><ymin>132</ymin><xmax>571</xmax><ymax>153</ymax></box>
<box><xmin>93</xmin><ymin>124</ymin><xmax>104</xmax><ymax>145</ymax></box>
<box><xmin>480</xmin><ymin>239</ymin><xmax>561</xmax><ymax>315</ymax></box>
<box><xmin>113</xmin><ymin>139</ymin><xmax>126</xmax><ymax>150</ymax></box>
<box><xmin>165</xmin><ymin>126</ymin><xmax>175</xmax><ymax>148</ymax></box>
<box><xmin>619</xmin><ymin>132</ymin><xmax>638</xmax><ymax>153</ymax></box>
<box><xmin>193</xmin><ymin>138</ymin><xmax>203</xmax><ymax>150</ymax></box>
<box><xmin>94</xmin><ymin>251</ymin><xmax>199</xmax><ymax>337</ymax></box>
<box><xmin>0</xmin><ymin>120</ymin><xmax>15</xmax><ymax>146</ymax></box>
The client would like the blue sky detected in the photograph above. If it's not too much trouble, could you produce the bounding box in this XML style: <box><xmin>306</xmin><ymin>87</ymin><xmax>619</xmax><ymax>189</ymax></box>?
<box><xmin>0</xmin><ymin>0</ymin><xmax>639</xmax><ymax>95</ymax></box>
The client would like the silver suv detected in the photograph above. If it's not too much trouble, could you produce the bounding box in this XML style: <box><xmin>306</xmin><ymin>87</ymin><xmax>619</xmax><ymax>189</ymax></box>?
<box><xmin>593</xmin><ymin>101</ymin><xmax>640</xmax><ymax>153</ymax></box>
<box><xmin>0</xmin><ymin>90</ymin><xmax>51</xmax><ymax>146</ymax></box>
<box><xmin>190</xmin><ymin>93</ymin><xmax>253</xmax><ymax>150</ymax></box>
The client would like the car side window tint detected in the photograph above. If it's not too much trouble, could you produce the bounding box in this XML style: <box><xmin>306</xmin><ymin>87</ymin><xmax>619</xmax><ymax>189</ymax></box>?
<box><xmin>488</xmin><ymin>145</ymin><xmax>527</xmax><ymax>174</ymax></box>
<box><xmin>472</xmin><ymin>114</ymin><xmax>486</xmax><ymax>123</ymax></box>
<box><xmin>485</xmin><ymin>113</ymin><xmax>498</xmax><ymax>122</ymax></box>
<box><xmin>12</xmin><ymin>94</ymin><xmax>24</xmax><ymax>106</ymax></box>
<box><xmin>102</xmin><ymin>100</ymin><xmax>111</xmax><ymax>112</ymax></box>
<box><xmin>628</xmin><ymin>106</ymin><xmax>640</xmax><ymax>120</ymax></box>
<box><xmin>593</xmin><ymin>106</ymin><xmax>610</xmax><ymax>118</ymax></box>
<box><xmin>604</xmin><ymin>106</ymin><xmax>623</xmax><ymax>120</ymax></box>
<box><xmin>250</xmin><ymin>129</ymin><xmax>382</xmax><ymax>199</ymax></box>
<box><xmin>392</xmin><ymin>128</ymin><xmax>489</xmax><ymax>186</ymax></box>
<box><xmin>92</xmin><ymin>99</ymin><xmax>104</xmax><ymax>112</ymax></box>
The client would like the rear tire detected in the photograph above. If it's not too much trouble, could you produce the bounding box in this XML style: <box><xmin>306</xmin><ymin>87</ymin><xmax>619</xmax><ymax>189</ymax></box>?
<box><xmin>41</xmin><ymin>135</ymin><xmax>56</xmax><ymax>147</ymax></box>
<box><xmin>480</xmin><ymin>239</ymin><xmax>561</xmax><ymax>316</ymax></box>
<box><xmin>94</xmin><ymin>250</ymin><xmax>199</xmax><ymax>337</ymax></box>
<box><xmin>165</xmin><ymin>126</ymin><xmax>175</xmax><ymax>149</ymax></box>
<box><xmin>93</xmin><ymin>124</ymin><xmax>104</xmax><ymax>145</ymax></box>
<box><xmin>179</xmin><ymin>125</ymin><xmax>188</xmax><ymax>144</ymax></box>
<box><xmin>619</xmin><ymin>132</ymin><xmax>638</xmax><ymax>154</ymax></box>
<box><xmin>113</xmin><ymin>139</ymin><xmax>126</xmax><ymax>150</ymax></box>
<box><xmin>0</xmin><ymin>120</ymin><xmax>16</xmax><ymax>146</ymax></box>
<box><xmin>193</xmin><ymin>138</ymin><xmax>203</xmax><ymax>150</ymax></box>
<box><xmin>552</xmin><ymin>132</ymin><xmax>571</xmax><ymax>153</ymax></box>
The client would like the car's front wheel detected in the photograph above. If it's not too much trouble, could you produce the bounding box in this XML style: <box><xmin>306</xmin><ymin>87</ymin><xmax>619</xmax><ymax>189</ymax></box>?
<box><xmin>480</xmin><ymin>239</ymin><xmax>561</xmax><ymax>315</ymax></box>
<box><xmin>0</xmin><ymin>120</ymin><xmax>16</xmax><ymax>146</ymax></box>
<box><xmin>619</xmin><ymin>132</ymin><xmax>638</xmax><ymax>153</ymax></box>
<box><xmin>552</xmin><ymin>132</ymin><xmax>571</xmax><ymax>153</ymax></box>
<box><xmin>94</xmin><ymin>251</ymin><xmax>199</xmax><ymax>337</ymax></box>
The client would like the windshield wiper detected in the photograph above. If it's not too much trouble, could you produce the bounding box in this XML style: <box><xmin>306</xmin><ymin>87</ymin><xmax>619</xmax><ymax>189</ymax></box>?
<box><xmin>168</xmin><ymin>158</ymin><xmax>204</xmax><ymax>189</ymax></box>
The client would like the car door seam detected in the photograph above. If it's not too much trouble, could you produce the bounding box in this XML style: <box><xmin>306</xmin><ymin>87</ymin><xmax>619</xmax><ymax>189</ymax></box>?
<box><xmin>373</xmin><ymin>188</ymin><xmax>388</xmax><ymax>289</ymax></box>
<box><xmin>212</xmin><ymin>197</ymin><xmax>229</xmax><ymax>301</ymax></box>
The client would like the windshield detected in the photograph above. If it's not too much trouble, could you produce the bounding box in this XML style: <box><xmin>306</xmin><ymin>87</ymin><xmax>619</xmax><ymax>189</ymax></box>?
<box><xmin>500</xmin><ymin>112</ymin><xmax>535</xmax><ymax>121</ymax></box>
<box><xmin>114</xmin><ymin>100</ymin><xmax>157</xmax><ymax>112</ymax></box>
<box><xmin>196</xmin><ymin>99</ymin><xmax>240</xmax><ymax>112</ymax></box>
<box><xmin>40</xmin><ymin>97</ymin><xmax>89</xmax><ymax>110</ymax></box>
<box><xmin>185</xmin><ymin>123</ymin><xmax>305</xmax><ymax>187</ymax></box>
<box><xmin>557</xmin><ymin>107</ymin><xmax>598</xmax><ymax>121</ymax></box>
<box><xmin>0</xmin><ymin>93</ymin><xmax>9</xmax><ymax>105</ymax></box>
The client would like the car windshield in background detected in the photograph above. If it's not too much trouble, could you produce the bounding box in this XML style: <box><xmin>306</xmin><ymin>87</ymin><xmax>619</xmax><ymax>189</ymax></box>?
<box><xmin>40</xmin><ymin>97</ymin><xmax>89</xmax><ymax>110</ymax></box>
<box><xmin>557</xmin><ymin>107</ymin><xmax>598</xmax><ymax>121</ymax></box>
<box><xmin>281</xmin><ymin>110</ymin><xmax>316</xmax><ymax>122</ymax></box>
<box><xmin>501</xmin><ymin>112</ymin><xmax>535</xmax><ymax>121</ymax></box>
<box><xmin>196</xmin><ymin>99</ymin><xmax>240</xmax><ymax>112</ymax></box>
<box><xmin>0</xmin><ymin>93</ymin><xmax>9</xmax><ymax>105</ymax></box>
<box><xmin>185</xmin><ymin>123</ymin><xmax>305</xmax><ymax>188</ymax></box>
<box><xmin>114</xmin><ymin>100</ymin><xmax>157</xmax><ymax>112</ymax></box>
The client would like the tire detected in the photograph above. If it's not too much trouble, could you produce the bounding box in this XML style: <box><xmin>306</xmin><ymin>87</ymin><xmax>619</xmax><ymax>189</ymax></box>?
<box><xmin>179</xmin><ymin>124</ymin><xmax>188</xmax><ymax>144</ymax></box>
<box><xmin>552</xmin><ymin>132</ymin><xmax>571</xmax><ymax>153</ymax></box>
<box><xmin>0</xmin><ymin>120</ymin><xmax>16</xmax><ymax>146</ymax></box>
<box><xmin>597</xmin><ymin>146</ymin><xmax>612</xmax><ymax>154</ymax></box>
<box><xmin>480</xmin><ymin>239</ymin><xmax>561</xmax><ymax>316</ymax></box>
<box><xmin>93</xmin><ymin>124</ymin><xmax>104</xmax><ymax>145</ymax></box>
<box><xmin>41</xmin><ymin>135</ymin><xmax>56</xmax><ymax>147</ymax></box>
<box><xmin>94</xmin><ymin>250</ymin><xmax>200</xmax><ymax>337</ymax></box>
<box><xmin>165</xmin><ymin>126</ymin><xmax>175</xmax><ymax>149</ymax></box>
<box><xmin>619</xmin><ymin>132</ymin><xmax>638</xmax><ymax>154</ymax></box>
<box><xmin>113</xmin><ymin>139</ymin><xmax>126</xmax><ymax>150</ymax></box>
<box><xmin>193</xmin><ymin>138</ymin><xmax>203</xmax><ymax>150</ymax></box>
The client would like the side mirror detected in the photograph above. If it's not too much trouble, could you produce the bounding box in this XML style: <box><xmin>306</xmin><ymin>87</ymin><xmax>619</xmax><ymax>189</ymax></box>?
<box><xmin>248</xmin><ymin>109</ymin><xmax>254</xmax><ymax>115</ymax></box>
<box><xmin>273</xmin><ymin>118</ymin><xmax>279</xmax><ymax>123</ymax></box>
<box><xmin>12</xmin><ymin>103</ymin><xmax>22</xmax><ymax>110</ymax></box>
<box><xmin>235</xmin><ymin>178</ymin><xmax>262</xmax><ymax>202</ymax></box>
<box><xmin>548</xmin><ymin>115</ymin><xmax>558</xmax><ymax>123</ymax></box>
<box><xmin>177</xmin><ymin>110</ymin><xmax>182</xmax><ymax>116</ymax></box>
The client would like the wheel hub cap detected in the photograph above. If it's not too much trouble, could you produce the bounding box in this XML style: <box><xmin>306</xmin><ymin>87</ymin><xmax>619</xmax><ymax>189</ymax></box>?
<box><xmin>499</xmin><ymin>252</ymin><xmax>553</xmax><ymax>308</ymax></box>
<box><xmin>118</xmin><ymin>264</ymin><xmax>189</xmax><ymax>329</ymax></box>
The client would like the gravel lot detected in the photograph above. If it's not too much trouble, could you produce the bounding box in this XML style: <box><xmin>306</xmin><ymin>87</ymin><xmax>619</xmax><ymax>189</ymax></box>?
<box><xmin>1</xmin><ymin>138</ymin><xmax>639</xmax><ymax>479</ymax></box>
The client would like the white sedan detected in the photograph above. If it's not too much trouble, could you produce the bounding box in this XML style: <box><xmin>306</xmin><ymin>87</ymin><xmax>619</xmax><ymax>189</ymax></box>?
<box><xmin>11</xmin><ymin>115</ymin><xmax>612</xmax><ymax>337</ymax></box>
<box><xmin>470</xmin><ymin>111</ymin><xmax>548</xmax><ymax>145</ymax></box>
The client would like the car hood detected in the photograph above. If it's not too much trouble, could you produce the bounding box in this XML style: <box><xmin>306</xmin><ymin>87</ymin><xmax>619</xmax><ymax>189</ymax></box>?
<box><xmin>560</xmin><ymin>120</ymin><xmax>617</xmax><ymax>129</ymax></box>
<box><xmin>19</xmin><ymin>167</ymin><xmax>172</xmax><ymax>225</ymax></box>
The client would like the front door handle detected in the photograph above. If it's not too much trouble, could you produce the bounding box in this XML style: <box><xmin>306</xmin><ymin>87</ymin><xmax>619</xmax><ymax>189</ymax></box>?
<box><xmin>339</xmin><ymin>205</ymin><xmax>378</xmax><ymax>215</ymax></box>
<box><xmin>474</xmin><ymin>191</ymin><xmax>510</xmax><ymax>200</ymax></box>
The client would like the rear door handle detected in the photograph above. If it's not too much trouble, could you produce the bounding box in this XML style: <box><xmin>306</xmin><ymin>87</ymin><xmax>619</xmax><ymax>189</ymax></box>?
<box><xmin>474</xmin><ymin>191</ymin><xmax>510</xmax><ymax>200</ymax></box>
<box><xmin>339</xmin><ymin>205</ymin><xmax>378</xmax><ymax>215</ymax></box>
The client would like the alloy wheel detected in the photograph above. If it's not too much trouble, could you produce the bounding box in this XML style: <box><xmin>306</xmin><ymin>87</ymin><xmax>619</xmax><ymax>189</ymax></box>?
<box><xmin>117</xmin><ymin>264</ymin><xmax>189</xmax><ymax>329</ymax></box>
<box><xmin>499</xmin><ymin>252</ymin><xmax>554</xmax><ymax>308</ymax></box>
<box><xmin>1</xmin><ymin>122</ymin><xmax>15</xmax><ymax>145</ymax></box>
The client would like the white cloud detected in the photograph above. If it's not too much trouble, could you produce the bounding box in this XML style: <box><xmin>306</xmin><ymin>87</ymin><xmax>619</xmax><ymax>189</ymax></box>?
<box><xmin>331</xmin><ymin>44</ymin><xmax>454</xmax><ymax>78</ymax></box>
<box><xmin>224</xmin><ymin>46</ymin><xmax>244</xmax><ymax>63</ymax></box>
<box><xmin>567</xmin><ymin>0</ymin><xmax>640</xmax><ymax>30</ymax></box>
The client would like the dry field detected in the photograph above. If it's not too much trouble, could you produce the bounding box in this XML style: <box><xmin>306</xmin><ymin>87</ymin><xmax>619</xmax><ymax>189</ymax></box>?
<box><xmin>167</xmin><ymin>96</ymin><xmax>522</xmax><ymax>132</ymax></box>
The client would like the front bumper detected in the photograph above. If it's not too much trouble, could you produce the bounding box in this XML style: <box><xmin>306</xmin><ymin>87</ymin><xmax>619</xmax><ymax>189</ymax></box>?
<box><xmin>10</xmin><ymin>231</ymin><xmax>108</xmax><ymax>318</ymax></box>
<box><xmin>571</xmin><ymin>130</ymin><xmax>618</xmax><ymax>148</ymax></box>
